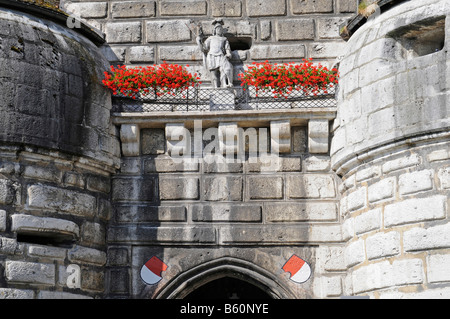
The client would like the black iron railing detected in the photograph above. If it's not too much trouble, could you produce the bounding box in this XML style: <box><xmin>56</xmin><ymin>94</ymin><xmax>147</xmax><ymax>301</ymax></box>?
<box><xmin>111</xmin><ymin>86</ymin><xmax>337</xmax><ymax>113</ymax></box>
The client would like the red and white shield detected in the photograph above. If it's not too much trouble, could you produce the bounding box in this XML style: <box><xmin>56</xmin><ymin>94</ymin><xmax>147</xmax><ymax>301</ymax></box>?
<box><xmin>140</xmin><ymin>256</ymin><xmax>168</xmax><ymax>285</ymax></box>
<box><xmin>282</xmin><ymin>255</ymin><xmax>311</xmax><ymax>284</ymax></box>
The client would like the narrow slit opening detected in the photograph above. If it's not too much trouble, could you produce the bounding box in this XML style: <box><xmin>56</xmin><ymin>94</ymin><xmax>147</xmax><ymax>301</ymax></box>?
<box><xmin>17</xmin><ymin>232</ymin><xmax>75</xmax><ymax>248</ymax></box>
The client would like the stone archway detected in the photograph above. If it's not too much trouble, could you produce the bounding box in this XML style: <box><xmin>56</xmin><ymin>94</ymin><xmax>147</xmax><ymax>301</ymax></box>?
<box><xmin>184</xmin><ymin>277</ymin><xmax>272</xmax><ymax>299</ymax></box>
<box><xmin>155</xmin><ymin>257</ymin><xmax>295</xmax><ymax>299</ymax></box>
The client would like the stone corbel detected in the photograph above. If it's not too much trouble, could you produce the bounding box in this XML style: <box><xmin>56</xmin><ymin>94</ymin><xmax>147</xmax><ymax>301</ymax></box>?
<box><xmin>120</xmin><ymin>124</ymin><xmax>141</xmax><ymax>157</ymax></box>
<box><xmin>270</xmin><ymin>120</ymin><xmax>291</xmax><ymax>154</ymax></box>
<box><xmin>308</xmin><ymin>119</ymin><xmax>329</xmax><ymax>154</ymax></box>
<box><xmin>218</xmin><ymin>122</ymin><xmax>240</xmax><ymax>156</ymax></box>
<box><xmin>166</xmin><ymin>123</ymin><xmax>190</xmax><ymax>157</ymax></box>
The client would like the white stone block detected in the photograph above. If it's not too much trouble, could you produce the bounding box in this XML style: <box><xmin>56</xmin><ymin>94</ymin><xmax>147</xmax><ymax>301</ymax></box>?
<box><xmin>346</xmin><ymin>187</ymin><xmax>367</xmax><ymax>211</ymax></box>
<box><xmin>354</xmin><ymin>208</ymin><xmax>381</xmax><ymax>235</ymax></box>
<box><xmin>427</xmin><ymin>254</ymin><xmax>450</xmax><ymax>283</ymax></box>
<box><xmin>368</xmin><ymin>177</ymin><xmax>396</xmax><ymax>203</ymax></box>
<box><xmin>404</xmin><ymin>223</ymin><xmax>450</xmax><ymax>252</ymax></box>
<box><xmin>120</xmin><ymin>124</ymin><xmax>141</xmax><ymax>157</ymax></box>
<box><xmin>384</xmin><ymin>195</ymin><xmax>446</xmax><ymax>227</ymax></box>
<box><xmin>399</xmin><ymin>169</ymin><xmax>434</xmax><ymax>195</ymax></box>
<box><xmin>270</xmin><ymin>120</ymin><xmax>291</xmax><ymax>154</ymax></box>
<box><xmin>345</xmin><ymin>239</ymin><xmax>365</xmax><ymax>267</ymax></box>
<box><xmin>382</xmin><ymin>154</ymin><xmax>421</xmax><ymax>173</ymax></box>
<box><xmin>366</xmin><ymin>231</ymin><xmax>400</xmax><ymax>260</ymax></box>
<box><xmin>352</xmin><ymin>259</ymin><xmax>423</xmax><ymax>294</ymax></box>
<box><xmin>0</xmin><ymin>210</ymin><xmax>5</xmax><ymax>232</ymax></box>
<box><xmin>6</xmin><ymin>261</ymin><xmax>55</xmax><ymax>285</ymax></box>
<box><xmin>438</xmin><ymin>167</ymin><xmax>450</xmax><ymax>189</ymax></box>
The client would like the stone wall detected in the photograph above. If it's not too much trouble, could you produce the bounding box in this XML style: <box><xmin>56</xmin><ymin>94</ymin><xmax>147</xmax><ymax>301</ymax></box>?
<box><xmin>107</xmin><ymin>110</ymin><xmax>346</xmax><ymax>298</ymax></box>
<box><xmin>332</xmin><ymin>0</ymin><xmax>450</xmax><ymax>298</ymax></box>
<box><xmin>0</xmin><ymin>5</ymin><xmax>119</xmax><ymax>298</ymax></box>
<box><xmin>61</xmin><ymin>0</ymin><xmax>356</xmax><ymax>84</ymax></box>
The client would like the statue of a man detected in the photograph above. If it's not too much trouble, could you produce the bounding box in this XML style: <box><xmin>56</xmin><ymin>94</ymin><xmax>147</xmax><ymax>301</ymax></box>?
<box><xmin>196</xmin><ymin>19</ymin><xmax>234</xmax><ymax>88</ymax></box>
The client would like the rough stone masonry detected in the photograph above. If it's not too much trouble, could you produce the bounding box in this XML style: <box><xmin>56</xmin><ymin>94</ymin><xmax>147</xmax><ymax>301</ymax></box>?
<box><xmin>1</xmin><ymin>0</ymin><xmax>449</xmax><ymax>300</ymax></box>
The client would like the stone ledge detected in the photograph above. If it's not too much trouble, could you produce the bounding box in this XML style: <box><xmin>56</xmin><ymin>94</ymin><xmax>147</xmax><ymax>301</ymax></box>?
<box><xmin>11</xmin><ymin>213</ymin><xmax>80</xmax><ymax>239</ymax></box>
<box><xmin>107</xmin><ymin>226</ymin><xmax>216</xmax><ymax>244</ymax></box>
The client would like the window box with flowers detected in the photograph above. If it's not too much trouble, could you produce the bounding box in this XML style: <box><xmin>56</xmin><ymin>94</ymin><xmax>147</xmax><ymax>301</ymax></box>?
<box><xmin>103</xmin><ymin>60</ymin><xmax>339</xmax><ymax>112</ymax></box>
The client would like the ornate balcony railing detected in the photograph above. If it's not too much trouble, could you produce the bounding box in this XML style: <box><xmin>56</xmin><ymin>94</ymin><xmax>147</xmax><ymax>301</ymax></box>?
<box><xmin>111</xmin><ymin>86</ymin><xmax>337</xmax><ymax>113</ymax></box>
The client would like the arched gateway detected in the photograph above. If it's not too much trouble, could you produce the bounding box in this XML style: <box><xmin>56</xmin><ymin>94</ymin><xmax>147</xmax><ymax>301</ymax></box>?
<box><xmin>154</xmin><ymin>257</ymin><xmax>295</xmax><ymax>299</ymax></box>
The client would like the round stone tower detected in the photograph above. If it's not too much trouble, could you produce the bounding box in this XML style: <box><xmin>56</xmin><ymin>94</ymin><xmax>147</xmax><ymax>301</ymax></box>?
<box><xmin>0</xmin><ymin>1</ymin><xmax>120</xmax><ymax>298</ymax></box>
<box><xmin>332</xmin><ymin>0</ymin><xmax>450</xmax><ymax>297</ymax></box>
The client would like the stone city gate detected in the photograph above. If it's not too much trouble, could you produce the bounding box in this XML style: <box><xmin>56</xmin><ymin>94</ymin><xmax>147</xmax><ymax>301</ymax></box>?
<box><xmin>107</xmin><ymin>100</ymin><xmax>342</xmax><ymax>298</ymax></box>
<box><xmin>1</xmin><ymin>0</ymin><xmax>450</xmax><ymax>299</ymax></box>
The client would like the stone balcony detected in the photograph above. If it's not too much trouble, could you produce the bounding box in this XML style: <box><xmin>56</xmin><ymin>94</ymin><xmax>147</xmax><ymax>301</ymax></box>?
<box><xmin>111</xmin><ymin>86</ymin><xmax>337</xmax><ymax>158</ymax></box>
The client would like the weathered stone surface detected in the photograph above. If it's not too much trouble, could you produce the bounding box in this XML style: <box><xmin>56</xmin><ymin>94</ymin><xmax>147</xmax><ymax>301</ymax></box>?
<box><xmin>384</xmin><ymin>195</ymin><xmax>446</xmax><ymax>227</ymax></box>
<box><xmin>141</xmin><ymin>128</ymin><xmax>165</xmax><ymax>155</ymax></box>
<box><xmin>145</xmin><ymin>156</ymin><xmax>198</xmax><ymax>173</ymax></box>
<box><xmin>308</xmin><ymin>119</ymin><xmax>329</xmax><ymax>154</ymax></box>
<box><xmin>6</xmin><ymin>261</ymin><xmax>55</xmax><ymax>285</ymax></box>
<box><xmin>219</xmin><ymin>224</ymin><xmax>342</xmax><ymax>244</ymax></box>
<box><xmin>23</xmin><ymin>165</ymin><xmax>61</xmax><ymax>183</ymax></box>
<box><xmin>146</xmin><ymin>20</ymin><xmax>192</xmax><ymax>42</ymax></box>
<box><xmin>292</xmin><ymin>126</ymin><xmax>307</xmax><ymax>153</ymax></box>
<box><xmin>28</xmin><ymin>245</ymin><xmax>66</xmax><ymax>259</ymax></box>
<box><xmin>404</xmin><ymin>222</ymin><xmax>450</xmax><ymax>252</ymax></box>
<box><xmin>354</xmin><ymin>208</ymin><xmax>381</xmax><ymax>235</ymax></box>
<box><xmin>11</xmin><ymin>214</ymin><xmax>80</xmax><ymax>238</ymax></box>
<box><xmin>427</xmin><ymin>254</ymin><xmax>450</xmax><ymax>283</ymax></box>
<box><xmin>128</xmin><ymin>46</ymin><xmax>155</xmax><ymax>63</ymax></box>
<box><xmin>81</xmin><ymin>222</ymin><xmax>106</xmax><ymax>246</ymax></box>
<box><xmin>203</xmin><ymin>155</ymin><xmax>243</xmax><ymax>173</ymax></box>
<box><xmin>66</xmin><ymin>2</ymin><xmax>108</xmax><ymax>18</ymax></box>
<box><xmin>270</xmin><ymin>120</ymin><xmax>291</xmax><ymax>154</ymax></box>
<box><xmin>112</xmin><ymin>178</ymin><xmax>155</xmax><ymax>202</ymax></box>
<box><xmin>191</xmin><ymin>204</ymin><xmax>261</xmax><ymax>222</ymax></box>
<box><xmin>160</xmin><ymin>0</ymin><xmax>207</xmax><ymax>16</ymax></box>
<box><xmin>276</xmin><ymin>19</ymin><xmax>315</xmax><ymax>40</ymax></box>
<box><xmin>368</xmin><ymin>177</ymin><xmax>395</xmax><ymax>203</ymax></box>
<box><xmin>260</xmin><ymin>20</ymin><xmax>272</xmax><ymax>40</ymax></box>
<box><xmin>250</xmin><ymin>44</ymin><xmax>306</xmax><ymax>60</ymax></box>
<box><xmin>68</xmin><ymin>246</ymin><xmax>107</xmax><ymax>266</ymax></box>
<box><xmin>318</xmin><ymin>17</ymin><xmax>348</xmax><ymax>39</ymax></box>
<box><xmin>290</xmin><ymin>0</ymin><xmax>333</xmax><ymax>13</ymax></box>
<box><xmin>351</xmin><ymin>259</ymin><xmax>423</xmax><ymax>294</ymax></box>
<box><xmin>346</xmin><ymin>187</ymin><xmax>366</xmax><ymax>211</ymax></box>
<box><xmin>438</xmin><ymin>167</ymin><xmax>450</xmax><ymax>189</ymax></box>
<box><xmin>108</xmin><ymin>226</ymin><xmax>216</xmax><ymax>243</ymax></box>
<box><xmin>115</xmin><ymin>205</ymin><xmax>186</xmax><ymax>222</ymax></box>
<box><xmin>0</xmin><ymin>288</ymin><xmax>35</xmax><ymax>299</ymax></box>
<box><xmin>27</xmin><ymin>184</ymin><xmax>96</xmax><ymax>217</ymax></box>
<box><xmin>0</xmin><ymin>179</ymin><xmax>14</xmax><ymax>204</ymax></box>
<box><xmin>111</xmin><ymin>1</ymin><xmax>156</xmax><ymax>18</ymax></box>
<box><xmin>287</xmin><ymin>174</ymin><xmax>336</xmax><ymax>199</ymax></box>
<box><xmin>398</xmin><ymin>170</ymin><xmax>434</xmax><ymax>195</ymax></box>
<box><xmin>212</xmin><ymin>0</ymin><xmax>242</xmax><ymax>17</ymax></box>
<box><xmin>248</xmin><ymin>176</ymin><xmax>283</xmax><ymax>199</ymax></box>
<box><xmin>105</xmin><ymin>22</ymin><xmax>142</xmax><ymax>44</ymax></box>
<box><xmin>247</xmin><ymin>0</ymin><xmax>286</xmax><ymax>16</ymax></box>
<box><xmin>339</xmin><ymin>0</ymin><xmax>358</xmax><ymax>12</ymax></box>
<box><xmin>159</xmin><ymin>177</ymin><xmax>199</xmax><ymax>200</ymax></box>
<box><xmin>264</xmin><ymin>202</ymin><xmax>337</xmax><ymax>222</ymax></box>
<box><xmin>159</xmin><ymin>45</ymin><xmax>203</xmax><ymax>61</ymax></box>
<box><xmin>203</xmin><ymin>176</ymin><xmax>243</xmax><ymax>201</ymax></box>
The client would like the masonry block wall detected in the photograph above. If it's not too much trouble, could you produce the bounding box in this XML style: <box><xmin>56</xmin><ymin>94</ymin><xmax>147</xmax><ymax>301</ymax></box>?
<box><xmin>332</xmin><ymin>0</ymin><xmax>450</xmax><ymax>298</ymax></box>
<box><xmin>0</xmin><ymin>5</ymin><xmax>120</xmax><ymax>298</ymax></box>
<box><xmin>61</xmin><ymin>0</ymin><xmax>357</xmax><ymax>84</ymax></box>
<box><xmin>107</xmin><ymin>110</ymin><xmax>345</xmax><ymax>298</ymax></box>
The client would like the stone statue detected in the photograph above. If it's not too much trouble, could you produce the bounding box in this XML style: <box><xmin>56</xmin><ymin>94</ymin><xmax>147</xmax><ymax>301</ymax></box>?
<box><xmin>196</xmin><ymin>19</ymin><xmax>234</xmax><ymax>88</ymax></box>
